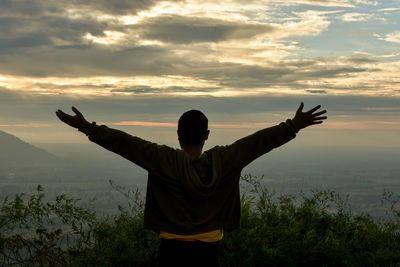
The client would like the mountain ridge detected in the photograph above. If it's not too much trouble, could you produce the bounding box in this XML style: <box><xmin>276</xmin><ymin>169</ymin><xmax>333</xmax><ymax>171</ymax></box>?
<box><xmin>0</xmin><ymin>130</ymin><xmax>57</xmax><ymax>167</ymax></box>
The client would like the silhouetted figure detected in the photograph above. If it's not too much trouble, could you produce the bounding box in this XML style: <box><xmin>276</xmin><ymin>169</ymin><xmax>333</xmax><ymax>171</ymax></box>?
<box><xmin>56</xmin><ymin>103</ymin><xmax>327</xmax><ymax>267</ymax></box>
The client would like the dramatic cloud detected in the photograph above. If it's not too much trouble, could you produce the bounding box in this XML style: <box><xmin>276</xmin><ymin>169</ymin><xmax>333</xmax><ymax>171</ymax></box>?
<box><xmin>0</xmin><ymin>0</ymin><xmax>180</xmax><ymax>17</ymax></box>
<box><xmin>0</xmin><ymin>0</ymin><xmax>399</xmax><ymax>149</ymax></box>
<box><xmin>132</xmin><ymin>15</ymin><xmax>274</xmax><ymax>44</ymax></box>
<box><xmin>0</xmin><ymin>1</ymin><xmax>333</xmax><ymax>78</ymax></box>
<box><xmin>0</xmin><ymin>0</ymin><xmax>399</xmax><ymax>136</ymax></box>
<box><xmin>0</xmin><ymin>53</ymin><xmax>378</xmax><ymax>97</ymax></box>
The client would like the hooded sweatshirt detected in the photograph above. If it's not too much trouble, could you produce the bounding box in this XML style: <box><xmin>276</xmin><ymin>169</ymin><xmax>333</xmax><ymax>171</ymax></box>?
<box><xmin>83</xmin><ymin>121</ymin><xmax>296</xmax><ymax>235</ymax></box>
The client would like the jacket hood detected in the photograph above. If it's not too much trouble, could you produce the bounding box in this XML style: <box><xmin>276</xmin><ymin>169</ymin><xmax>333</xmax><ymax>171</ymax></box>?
<box><xmin>180</xmin><ymin>150</ymin><xmax>221</xmax><ymax>198</ymax></box>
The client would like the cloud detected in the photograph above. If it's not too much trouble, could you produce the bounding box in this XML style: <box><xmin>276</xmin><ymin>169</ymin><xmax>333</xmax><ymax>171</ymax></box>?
<box><xmin>0</xmin><ymin>86</ymin><xmax>25</xmax><ymax>103</ymax></box>
<box><xmin>0</xmin><ymin>53</ymin><xmax>377</xmax><ymax>96</ymax></box>
<box><xmin>111</xmin><ymin>85</ymin><xmax>219</xmax><ymax>94</ymax></box>
<box><xmin>0</xmin><ymin>14</ymin><xmax>118</xmax><ymax>53</ymax></box>
<box><xmin>0</xmin><ymin>0</ymin><xmax>399</xmax><ymax>148</ymax></box>
<box><xmin>345</xmin><ymin>54</ymin><xmax>378</xmax><ymax>64</ymax></box>
<box><xmin>380</xmin><ymin>32</ymin><xmax>400</xmax><ymax>44</ymax></box>
<box><xmin>202</xmin><ymin>0</ymin><xmax>354</xmax><ymax>7</ymax></box>
<box><xmin>341</xmin><ymin>12</ymin><xmax>377</xmax><ymax>22</ymax></box>
<box><xmin>0</xmin><ymin>32</ymin><xmax>52</xmax><ymax>52</ymax></box>
<box><xmin>352</xmin><ymin>0</ymin><xmax>379</xmax><ymax>6</ymax></box>
<box><xmin>0</xmin><ymin>45</ymin><xmax>179</xmax><ymax>77</ymax></box>
<box><xmin>377</xmin><ymin>7</ymin><xmax>400</xmax><ymax>12</ymax></box>
<box><xmin>188</xmin><ymin>60</ymin><xmax>370</xmax><ymax>90</ymax></box>
<box><xmin>1</xmin><ymin>84</ymin><xmax>400</xmax><ymax>132</ymax></box>
<box><xmin>133</xmin><ymin>15</ymin><xmax>274</xmax><ymax>44</ymax></box>
<box><xmin>71</xmin><ymin>0</ymin><xmax>159</xmax><ymax>15</ymax></box>
<box><xmin>345</xmin><ymin>30</ymin><xmax>379</xmax><ymax>37</ymax></box>
<box><xmin>0</xmin><ymin>0</ymin><xmax>178</xmax><ymax>17</ymax></box>
<box><xmin>306</xmin><ymin>90</ymin><xmax>327</xmax><ymax>94</ymax></box>
<box><xmin>0</xmin><ymin>0</ymin><xmax>399</xmax><ymax>100</ymax></box>
<box><xmin>273</xmin><ymin>10</ymin><xmax>331</xmax><ymax>38</ymax></box>
<box><xmin>0</xmin><ymin>1</ymin><xmax>61</xmax><ymax>17</ymax></box>
<box><xmin>361</xmin><ymin>107</ymin><xmax>400</xmax><ymax>111</ymax></box>
<box><xmin>287</xmin><ymin>0</ymin><xmax>352</xmax><ymax>6</ymax></box>
<box><xmin>0</xmin><ymin>1</ymin><xmax>334</xmax><ymax>81</ymax></box>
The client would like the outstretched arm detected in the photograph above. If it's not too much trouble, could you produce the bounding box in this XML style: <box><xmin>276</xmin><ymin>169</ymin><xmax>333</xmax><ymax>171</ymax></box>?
<box><xmin>290</xmin><ymin>102</ymin><xmax>327</xmax><ymax>132</ymax></box>
<box><xmin>56</xmin><ymin>107</ymin><xmax>93</xmax><ymax>133</ymax></box>
<box><xmin>217</xmin><ymin>103</ymin><xmax>327</xmax><ymax>174</ymax></box>
<box><xmin>55</xmin><ymin>107</ymin><xmax>178</xmax><ymax>173</ymax></box>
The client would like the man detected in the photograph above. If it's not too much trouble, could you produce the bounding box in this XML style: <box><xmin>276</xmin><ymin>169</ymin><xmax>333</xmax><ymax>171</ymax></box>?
<box><xmin>56</xmin><ymin>103</ymin><xmax>327</xmax><ymax>266</ymax></box>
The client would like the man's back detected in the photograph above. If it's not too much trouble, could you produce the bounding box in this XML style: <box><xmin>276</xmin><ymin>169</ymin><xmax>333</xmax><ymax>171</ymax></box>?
<box><xmin>85</xmin><ymin>122</ymin><xmax>297</xmax><ymax>234</ymax></box>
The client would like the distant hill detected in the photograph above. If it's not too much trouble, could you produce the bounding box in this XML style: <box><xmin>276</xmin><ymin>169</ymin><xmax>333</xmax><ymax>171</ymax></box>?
<box><xmin>0</xmin><ymin>130</ymin><xmax>57</xmax><ymax>167</ymax></box>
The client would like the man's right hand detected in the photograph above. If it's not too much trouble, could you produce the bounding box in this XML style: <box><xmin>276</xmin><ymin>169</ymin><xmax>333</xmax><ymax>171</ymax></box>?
<box><xmin>56</xmin><ymin>107</ymin><xmax>89</xmax><ymax>129</ymax></box>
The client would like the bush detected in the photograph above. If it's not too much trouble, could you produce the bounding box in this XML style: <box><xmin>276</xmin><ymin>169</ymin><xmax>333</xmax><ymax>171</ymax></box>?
<box><xmin>220</xmin><ymin>174</ymin><xmax>400</xmax><ymax>267</ymax></box>
<box><xmin>71</xmin><ymin>181</ymin><xmax>158</xmax><ymax>267</ymax></box>
<box><xmin>0</xmin><ymin>185</ymin><xmax>96</xmax><ymax>266</ymax></box>
<box><xmin>1</xmin><ymin>176</ymin><xmax>400</xmax><ymax>266</ymax></box>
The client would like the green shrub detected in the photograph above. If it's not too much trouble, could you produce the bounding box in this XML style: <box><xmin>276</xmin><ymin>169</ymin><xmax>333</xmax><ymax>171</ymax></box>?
<box><xmin>1</xmin><ymin>176</ymin><xmax>400</xmax><ymax>266</ymax></box>
<box><xmin>220</xmin><ymin>174</ymin><xmax>400</xmax><ymax>267</ymax></box>
<box><xmin>71</xmin><ymin>181</ymin><xmax>158</xmax><ymax>267</ymax></box>
<box><xmin>0</xmin><ymin>185</ymin><xmax>96</xmax><ymax>266</ymax></box>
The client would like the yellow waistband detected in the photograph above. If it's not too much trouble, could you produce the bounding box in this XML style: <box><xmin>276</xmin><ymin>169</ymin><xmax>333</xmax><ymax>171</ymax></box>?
<box><xmin>159</xmin><ymin>229</ymin><xmax>223</xmax><ymax>242</ymax></box>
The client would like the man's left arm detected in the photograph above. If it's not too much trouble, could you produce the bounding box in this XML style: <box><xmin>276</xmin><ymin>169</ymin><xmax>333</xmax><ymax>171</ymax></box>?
<box><xmin>216</xmin><ymin>103</ymin><xmax>327</xmax><ymax>173</ymax></box>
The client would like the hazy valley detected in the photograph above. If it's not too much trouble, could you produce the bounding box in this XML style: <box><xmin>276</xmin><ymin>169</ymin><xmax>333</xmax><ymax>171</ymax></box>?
<box><xmin>1</xmin><ymin>130</ymin><xmax>399</xmax><ymax>218</ymax></box>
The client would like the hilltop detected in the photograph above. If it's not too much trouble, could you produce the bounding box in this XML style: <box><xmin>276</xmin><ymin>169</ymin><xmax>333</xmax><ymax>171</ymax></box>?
<box><xmin>0</xmin><ymin>130</ymin><xmax>57</xmax><ymax>168</ymax></box>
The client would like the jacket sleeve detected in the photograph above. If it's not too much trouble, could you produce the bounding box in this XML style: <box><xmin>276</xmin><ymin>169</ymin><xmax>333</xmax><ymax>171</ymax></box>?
<box><xmin>216</xmin><ymin>121</ymin><xmax>297</xmax><ymax>175</ymax></box>
<box><xmin>84</xmin><ymin>124</ymin><xmax>179</xmax><ymax>173</ymax></box>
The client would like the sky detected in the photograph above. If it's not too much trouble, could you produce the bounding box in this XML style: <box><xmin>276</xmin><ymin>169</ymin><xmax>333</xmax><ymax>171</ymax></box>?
<box><xmin>0</xmin><ymin>0</ymin><xmax>399</xmax><ymax>149</ymax></box>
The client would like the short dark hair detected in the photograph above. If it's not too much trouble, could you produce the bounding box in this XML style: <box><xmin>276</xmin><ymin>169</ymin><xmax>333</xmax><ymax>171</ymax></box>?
<box><xmin>178</xmin><ymin>110</ymin><xmax>208</xmax><ymax>145</ymax></box>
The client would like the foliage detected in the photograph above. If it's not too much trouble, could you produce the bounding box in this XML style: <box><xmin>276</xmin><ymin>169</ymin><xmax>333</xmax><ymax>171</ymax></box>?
<box><xmin>1</xmin><ymin>176</ymin><xmax>400</xmax><ymax>266</ymax></box>
<box><xmin>220</xmin><ymin>174</ymin><xmax>400</xmax><ymax>267</ymax></box>
<box><xmin>0</xmin><ymin>185</ymin><xmax>96</xmax><ymax>266</ymax></box>
<box><xmin>71</xmin><ymin>181</ymin><xmax>158</xmax><ymax>267</ymax></box>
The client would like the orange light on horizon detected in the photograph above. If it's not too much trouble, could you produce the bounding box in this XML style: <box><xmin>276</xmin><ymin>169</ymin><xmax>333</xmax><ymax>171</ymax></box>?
<box><xmin>111</xmin><ymin>121</ymin><xmax>176</xmax><ymax>127</ymax></box>
<box><xmin>320</xmin><ymin>121</ymin><xmax>400</xmax><ymax>130</ymax></box>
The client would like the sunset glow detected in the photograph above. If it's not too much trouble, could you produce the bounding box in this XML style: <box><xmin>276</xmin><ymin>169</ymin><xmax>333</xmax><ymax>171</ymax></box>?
<box><xmin>0</xmin><ymin>0</ymin><xmax>399</xmax><ymax>146</ymax></box>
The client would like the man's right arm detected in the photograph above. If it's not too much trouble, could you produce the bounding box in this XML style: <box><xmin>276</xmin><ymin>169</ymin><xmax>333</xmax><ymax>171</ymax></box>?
<box><xmin>88</xmin><ymin>125</ymin><xmax>181</xmax><ymax>172</ymax></box>
<box><xmin>56</xmin><ymin>107</ymin><xmax>179</xmax><ymax>173</ymax></box>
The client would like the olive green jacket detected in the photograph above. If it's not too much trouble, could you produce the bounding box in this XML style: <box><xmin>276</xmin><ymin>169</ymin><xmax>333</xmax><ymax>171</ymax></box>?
<box><xmin>84</xmin><ymin>121</ymin><xmax>296</xmax><ymax>235</ymax></box>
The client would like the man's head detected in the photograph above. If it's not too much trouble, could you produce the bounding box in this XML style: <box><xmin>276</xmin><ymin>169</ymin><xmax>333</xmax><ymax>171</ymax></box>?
<box><xmin>178</xmin><ymin>110</ymin><xmax>209</xmax><ymax>146</ymax></box>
